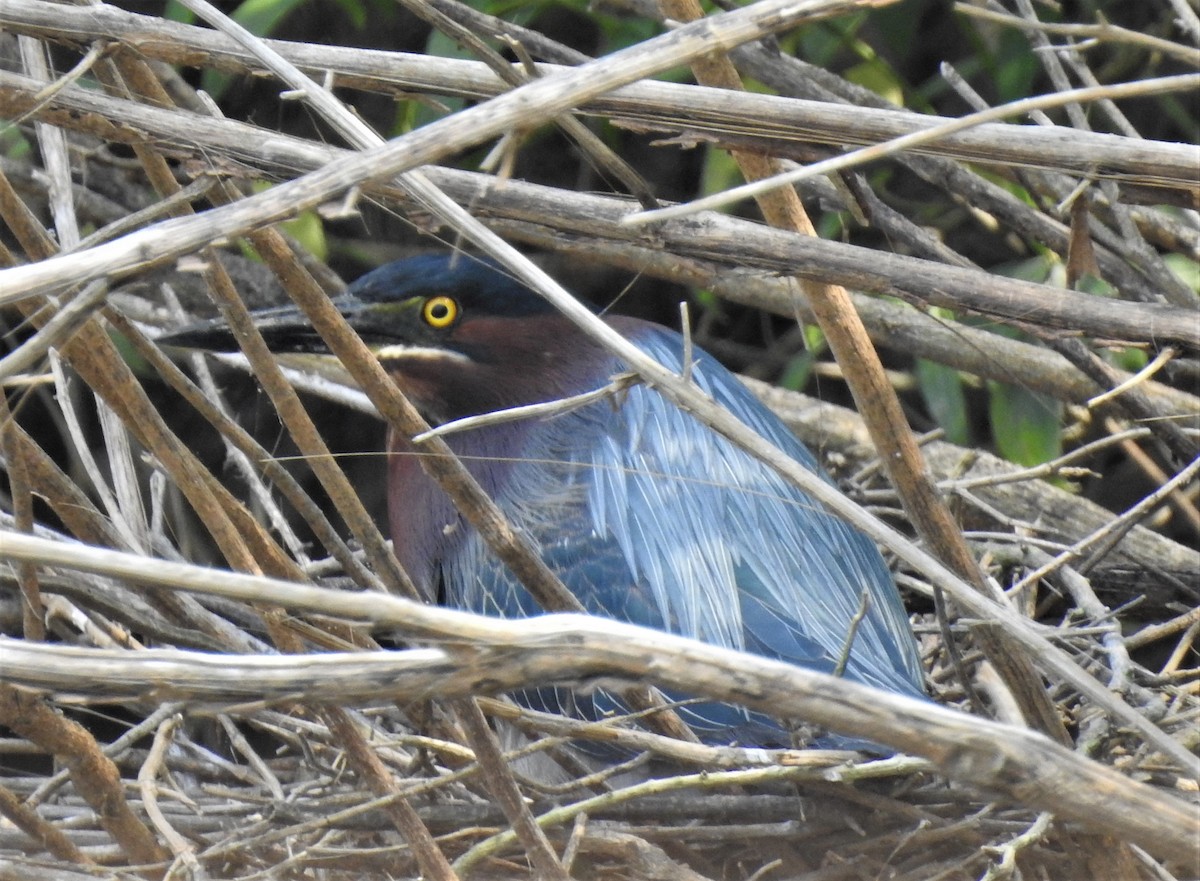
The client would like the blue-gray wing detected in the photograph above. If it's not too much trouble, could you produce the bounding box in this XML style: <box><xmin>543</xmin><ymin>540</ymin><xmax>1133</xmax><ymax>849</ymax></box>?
<box><xmin>443</xmin><ymin>325</ymin><xmax>924</xmax><ymax>743</ymax></box>
<box><xmin>585</xmin><ymin>328</ymin><xmax>922</xmax><ymax>691</ymax></box>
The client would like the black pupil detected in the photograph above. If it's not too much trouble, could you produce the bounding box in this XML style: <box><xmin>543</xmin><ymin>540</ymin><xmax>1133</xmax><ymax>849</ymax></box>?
<box><xmin>430</xmin><ymin>302</ymin><xmax>449</xmax><ymax>321</ymax></box>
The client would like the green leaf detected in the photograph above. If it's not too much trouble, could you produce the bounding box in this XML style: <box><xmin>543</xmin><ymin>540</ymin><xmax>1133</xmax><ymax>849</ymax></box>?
<box><xmin>780</xmin><ymin>351</ymin><xmax>815</xmax><ymax>391</ymax></box>
<box><xmin>993</xmin><ymin>252</ymin><xmax>1062</xmax><ymax>285</ymax></box>
<box><xmin>802</xmin><ymin>323</ymin><xmax>826</xmax><ymax>354</ymax></box>
<box><xmin>692</xmin><ymin>288</ymin><xmax>719</xmax><ymax>312</ymax></box>
<box><xmin>331</xmin><ymin>0</ymin><xmax>368</xmax><ymax>30</ymax></box>
<box><xmin>280</xmin><ymin>207</ymin><xmax>328</xmax><ymax>262</ymax></box>
<box><xmin>798</xmin><ymin>11</ymin><xmax>868</xmax><ymax>67</ymax></box>
<box><xmin>108</xmin><ymin>327</ymin><xmax>152</xmax><ymax>377</ymax></box>
<box><xmin>1074</xmin><ymin>273</ymin><xmax>1117</xmax><ymax>297</ymax></box>
<box><xmin>916</xmin><ymin>359</ymin><xmax>971</xmax><ymax>446</ymax></box>
<box><xmin>987</xmin><ymin>381</ymin><xmax>1062</xmax><ymax>467</ymax></box>
<box><xmin>201</xmin><ymin>0</ymin><xmax>306</xmax><ymax>98</ymax></box>
<box><xmin>1108</xmin><ymin>346</ymin><xmax>1149</xmax><ymax>373</ymax></box>
<box><xmin>844</xmin><ymin>59</ymin><xmax>904</xmax><ymax>107</ymax></box>
<box><xmin>1</xmin><ymin>123</ymin><xmax>31</xmax><ymax>160</ymax></box>
<box><xmin>993</xmin><ymin>31</ymin><xmax>1039</xmax><ymax>103</ymax></box>
<box><xmin>699</xmin><ymin>145</ymin><xmax>743</xmax><ymax>199</ymax></box>
<box><xmin>163</xmin><ymin>1</ymin><xmax>195</xmax><ymax>24</ymax></box>
<box><xmin>228</xmin><ymin>0</ymin><xmax>306</xmax><ymax>39</ymax></box>
<box><xmin>1164</xmin><ymin>253</ymin><xmax>1200</xmax><ymax>292</ymax></box>
<box><xmin>237</xmin><ymin>182</ymin><xmax>328</xmax><ymax>262</ymax></box>
<box><xmin>816</xmin><ymin>210</ymin><xmax>847</xmax><ymax>239</ymax></box>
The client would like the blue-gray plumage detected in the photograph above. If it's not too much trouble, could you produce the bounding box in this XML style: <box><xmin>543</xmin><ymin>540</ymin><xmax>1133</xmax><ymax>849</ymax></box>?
<box><xmin>170</xmin><ymin>253</ymin><xmax>926</xmax><ymax>747</ymax></box>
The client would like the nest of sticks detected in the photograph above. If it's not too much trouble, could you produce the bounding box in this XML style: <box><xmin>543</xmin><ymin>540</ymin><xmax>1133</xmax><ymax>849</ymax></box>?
<box><xmin>0</xmin><ymin>0</ymin><xmax>1197</xmax><ymax>878</ymax></box>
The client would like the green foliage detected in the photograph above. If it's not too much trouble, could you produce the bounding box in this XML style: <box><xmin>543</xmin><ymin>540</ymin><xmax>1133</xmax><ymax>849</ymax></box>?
<box><xmin>330</xmin><ymin>0</ymin><xmax>369</xmax><ymax>30</ymax></box>
<box><xmin>1074</xmin><ymin>273</ymin><xmax>1117</xmax><ymax>298</ymax></box>
<box><xmin>405</xmin><ymin>27</ymin><xmax>472</xmax><ymax>129</ymax></box>
<box><xmin>843</xmin><ymin>58</ymin><xmax>905</xmax><ymax>107</ymax></box>
<box><xmin>815</xmin><ymin>210</ymin><xmax>847</xmax><ymax>240</ymax></box>
<box><xmin>915</xmin><ymin>358</ymin><xmax>971</xmax><ymax>446</ymax></box>
<box><xmin>987</xmin><ymin>380</ymin><xmax>1063</xmax><ymax>467</ymax></box>
<box><xmin>990</xmin><ymin>29</ymin><xmax>1040</xmax><ymax>103</ymax></box>
<box><xmin>981</xmin><ymin>255</ymin><xmax>1069</xmax><ymax>466</ymax></box>
<box><xmin>0</xmin><ymin>123</ymin><xmax>31</xmax><ymax>161</ymax></box>
<box><xmin>222</xmin><ymin>0</ymin><xmax>308</xmax><ymax>39</ymax></box>
<box><xmin>193</xmin><ymin>0</ymin><xmax>399</xmax><ymax>98</ymax></box>
<box><xmin>778</xmin><ymin>326</ymin><xmax>825</xmax><ymax>392</ymax></box>
<box><xmin>1107</xmin><ymin>346</ymin><xmax>1149</xmax><ymax>374</ymax></box>
<box><xmin>698</xmin><ymin>145</ymin><xmax>743</xmax><ymax>200</ymax></box>
<box><xmin>997</xmin><ymin>252</ymin><xmax>1065</xmax><ymax>286</ymax></box>
<box><xmin>691</xmin><ymin>288</ymin><xmax>719</xmax><ymax>312</ymax></box>
<box><xmin>1165</xmin><ymin>253</ymin><xmax>1200</xmax><ymax>292</ymax></box>
<box><xmin>162</xmin><ymin>1</ymin><xmax>194</xmax><ymax>24</ymax></box>
<box><xmin>237</xmin><ymin>182</ymin><xmax>328</xmax><ymax>263</ymax></box>
<box><xmin>780</xmin><ymin>351</ymin><xmax>816</xmax><ymax>391</ymax></box>
<box><xmin>278</xmin><ymin>206</ymin><xmax>328</xmax><ymax>262</ymax></box>
<box><xmin>795</xmin><ymin>11</ymin><xmax>868</xmax><ymax>68</ymax></box>
<box><xmin>547</xmin><ymin>0</ymin><xmax>658</xmax><ymax>47</ymax></box>
<box><xmin>197</xmin><ymin>0</ymin><xmax>306</xmax><ymax>98</ymax></box>
<box><xmin>1155</xmin><ymin>93</ymin><xmax>1200</xmax><ymax>139</ymax></box>
<box><xmin>107</xmin><ymin>326</ymin><xmax>153</xmax><ymax>378</ymax></box>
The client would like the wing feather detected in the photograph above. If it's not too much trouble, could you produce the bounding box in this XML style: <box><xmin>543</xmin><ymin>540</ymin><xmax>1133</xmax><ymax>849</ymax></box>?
<box><xmin>441</xmin><ymin>322</ymin><xmax>924</xmax><ymax>744</ymax></box>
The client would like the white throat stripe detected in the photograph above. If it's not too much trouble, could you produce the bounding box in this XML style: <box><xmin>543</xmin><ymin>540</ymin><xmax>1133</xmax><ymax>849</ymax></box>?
<box><xmin>373</xmin><ymin>344</ymin><xmax>470</xmax><ymax>364</ymax></box>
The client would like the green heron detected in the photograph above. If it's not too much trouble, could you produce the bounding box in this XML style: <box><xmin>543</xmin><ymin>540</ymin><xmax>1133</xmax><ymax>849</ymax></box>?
<box><xmin>168</xmin><ymin>253</ymin><xmax>925</xmax><ymax>746</ymax></box>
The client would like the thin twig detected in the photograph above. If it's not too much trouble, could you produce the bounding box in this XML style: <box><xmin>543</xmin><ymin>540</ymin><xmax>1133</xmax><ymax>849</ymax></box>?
<box><xmin>956</xmin><ymin>4</ymin><xmax>1200</xmax><ymax>67</ymax></box>
<box><xmin>623</xmin><ymin>74</ymin><xmax>1200</xmax><ymax>226</ymax></box>
<box><xmin>412</xmin><ymin>375</ymin><xmax>638</xmax><ymax>443</ymax></box>
<box><xmin>138</xmin><ymin>715</ymin><xmax>205</xmax><ymax>879</ymax></box>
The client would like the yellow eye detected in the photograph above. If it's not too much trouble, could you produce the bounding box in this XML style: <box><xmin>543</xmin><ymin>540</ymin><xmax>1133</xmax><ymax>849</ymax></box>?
<box><xmin>422</xmin><ymin>296</ymin><xmax>458</xmax><ymax>329</ymax></box>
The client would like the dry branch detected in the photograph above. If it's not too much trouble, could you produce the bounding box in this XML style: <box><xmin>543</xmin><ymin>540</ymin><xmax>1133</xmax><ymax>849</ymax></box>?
<box><xmin>2</xmin><ymin>69</ymin><xmax>1198</xmax><ymax>352</ymax></box>
<box><xmin>1</xmin><ymin>0</ymin><xmax>1197</xmax><ymax>877</ymax></box>
<box><xmin>2</xmin><ymin>0</ymin><xmax>1195</xmax><ymax>193</ymax></box>
<box><xmin>0</xmin><ymin>534</ymin><xmax>1196</xmax><ymax>867</ymax></box>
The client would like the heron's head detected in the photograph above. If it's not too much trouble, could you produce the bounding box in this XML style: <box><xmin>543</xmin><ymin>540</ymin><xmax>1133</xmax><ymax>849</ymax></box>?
<box><xmin>164</xmin><ymin>254</ymin><xmax>603</xmax><ymax>423</ymax></box>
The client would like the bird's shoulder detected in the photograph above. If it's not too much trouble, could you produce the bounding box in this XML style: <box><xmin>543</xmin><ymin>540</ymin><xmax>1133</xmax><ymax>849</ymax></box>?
<box><xmin>576</xmin><ymin>319</ymin><xmax>824</xmax><ymax>474</ymax></box>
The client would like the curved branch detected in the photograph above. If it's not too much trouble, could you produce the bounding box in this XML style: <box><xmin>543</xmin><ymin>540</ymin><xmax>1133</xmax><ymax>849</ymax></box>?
<box><xmin>0</xmin><ymin>533</ymin><xmax>1195</xmax><ymax>867</ymax></box>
